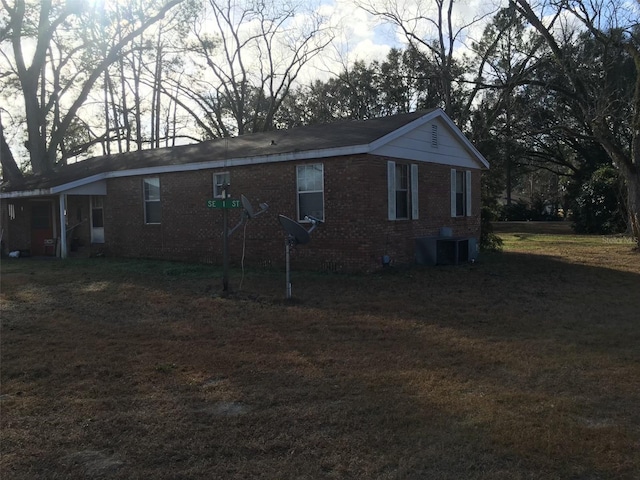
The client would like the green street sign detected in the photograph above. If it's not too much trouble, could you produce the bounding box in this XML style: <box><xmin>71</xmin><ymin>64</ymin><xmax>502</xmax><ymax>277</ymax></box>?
<box><xmin>207</xmin><ymin>199</ymin><xmax>242</xmax><ymax>209</ymax></box>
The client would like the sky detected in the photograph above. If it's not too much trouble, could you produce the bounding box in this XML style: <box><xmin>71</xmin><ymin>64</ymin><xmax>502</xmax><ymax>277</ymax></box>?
<box><xmin>0</xmin><ymin>0</ymin><xmax>507</xmax><ymax>166</ymax></box>
<box><xmin>297</xmin><ymin>0</ymin><xmax>506</xmax><ymax>82</ymax></box>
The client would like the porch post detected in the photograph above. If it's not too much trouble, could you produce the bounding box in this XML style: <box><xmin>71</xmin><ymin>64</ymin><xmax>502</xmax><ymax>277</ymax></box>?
<box><xmin>59</xmin><ymin>194</ymin><xmax>67</xmax><ymax>258</ymax></box>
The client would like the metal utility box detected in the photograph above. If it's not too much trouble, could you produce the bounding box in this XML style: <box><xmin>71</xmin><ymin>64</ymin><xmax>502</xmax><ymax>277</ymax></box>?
<box><xmin>415</xmin><ymin>236</ymin><xmax>477</xmax><ymax>266</ymax></box>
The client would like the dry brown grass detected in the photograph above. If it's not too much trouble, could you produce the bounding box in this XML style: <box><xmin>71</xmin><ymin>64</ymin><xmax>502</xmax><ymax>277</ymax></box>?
<box><xmin>1</xmin><ymin>224</ymin><xmax>639</xmax><ymax>479</ymax></box>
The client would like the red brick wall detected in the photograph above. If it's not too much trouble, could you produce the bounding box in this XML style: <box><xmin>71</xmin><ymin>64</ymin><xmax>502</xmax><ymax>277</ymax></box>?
<box><xmin>103</xmin><ymin>154</ymin><xmax>482</xmax><ymax>271</ymax></box>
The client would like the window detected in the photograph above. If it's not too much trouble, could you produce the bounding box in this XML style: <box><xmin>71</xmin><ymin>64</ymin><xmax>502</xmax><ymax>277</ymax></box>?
<box><xmin>395</xmin><ymin>164</ymin><xmax>409</xmax><ymax>219</ymax></box>
<box><xmin>8</xmin><ymin>203</ymin><xmax>15</xmax><ymax>220</ymax></box>
<box><xmin>297</xmin><ymin>164</ymin><xmax>324</xmax><ymax>222</ymax></box>
<box><xmin>214</xmin><ymin>172</ymin><xmax>230</xmax><ymax>198</ymax></box>
<box><xmin>387</xmin><ymin>161</ymin><xmax>419</xmax><ymax>220</ymax></box>
<box><xmin>143</xmin><ymin>178</ymin><xmax>161</xmax><ymax>224</ymax></box>
<box><xmin>91</xmin><ymin>196</ymin><xmax>104</xmax><ymax>228</ymax></box>
<box><xmin>451</xmin><ymin>169</ymin><xmax>472</xmax><ymax>217</ymax></box>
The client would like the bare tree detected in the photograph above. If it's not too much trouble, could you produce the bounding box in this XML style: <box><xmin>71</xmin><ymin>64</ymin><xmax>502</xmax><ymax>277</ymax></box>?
<box><xmin>182</xmin><ymin>0</ymin><xmax>334</xmax><ymax>136</ymax></box>
<box><xmin>513</xmin><ymin>0</ymin><xmax>640</xmax><ymax>245</ymax></box>
<box><xmin>0</xmin><ymin>0</ymin><xmax>183</xmax><ymax>179</ymax></box>
<box><xmin>357</xmin><ymin>0</ymin><xmax>497</xmax><ymax>122</ymax></box>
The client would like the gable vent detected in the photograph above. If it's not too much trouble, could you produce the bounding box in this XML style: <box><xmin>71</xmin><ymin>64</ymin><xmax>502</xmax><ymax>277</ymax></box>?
<box><xmin>431</xmin><ymin>124</ymin><xmax>438</xmax><ymax>148</ymax></box>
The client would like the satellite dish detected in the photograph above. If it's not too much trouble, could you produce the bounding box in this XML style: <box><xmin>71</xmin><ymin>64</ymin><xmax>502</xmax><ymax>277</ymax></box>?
<box><xmin>278</xmin><ymin>214</ymin><xmax>322</xmax><ymax>299</ymax></box>
<box><xmin>278</xmin><ymin>215</ymin><xmax>310</xmax><ymax>245</ymax></box>
<box><xmin>241</xmin><ymin>194</ymin><xmax>255</xmax><ymax>219</ymax></box>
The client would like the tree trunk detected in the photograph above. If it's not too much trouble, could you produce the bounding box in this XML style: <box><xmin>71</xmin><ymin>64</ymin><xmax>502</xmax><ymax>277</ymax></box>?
<box><xmin>622</xmin><ymin>163</ymin><xmax>640</xmax><ymax>247</ymax></box>
<box><xmin>0</xmin><ymin>120</ymin><xmax>23</xmax><ymax>183</ymax></box>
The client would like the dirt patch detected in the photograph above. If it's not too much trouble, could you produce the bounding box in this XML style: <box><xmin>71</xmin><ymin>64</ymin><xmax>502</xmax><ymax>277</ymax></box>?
<box><xmin>62</xmin><ymin>450</ymin><xmax>123</xmax><ymax>476</ymax></box>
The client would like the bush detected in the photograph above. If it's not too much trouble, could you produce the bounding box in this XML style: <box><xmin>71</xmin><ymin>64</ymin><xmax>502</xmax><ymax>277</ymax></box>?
<box><xmin>480</xmin><ymin>206</ymin><xmax>503</xmax><ymax>252</ymax></box>
<box><xmin>499</xmin><ymin>200</ymin><xmax>536</xmax><ymax>221</ymax></box>
<box><xmin>572</xmin><ymin>166</ymin><xmax>626</xmax><ymax>234</ymax></box>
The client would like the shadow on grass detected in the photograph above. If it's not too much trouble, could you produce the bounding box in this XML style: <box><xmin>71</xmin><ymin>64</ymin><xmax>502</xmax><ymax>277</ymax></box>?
<box><xmin>1</xmin><ymin>253</ymin><xmax>639</xmax><ymax>479</ymax></box>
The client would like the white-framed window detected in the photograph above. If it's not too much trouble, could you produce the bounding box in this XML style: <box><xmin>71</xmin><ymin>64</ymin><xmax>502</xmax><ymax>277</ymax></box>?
<box><xmin>388</xmin><ymin>161</ymin><xmax>419</xmax><ymax>220</ymax></box>
<box><xmin>8</xmin><ymin>203</ymin><xmax>16</xmax><ymax>220</ymax></box>
<box><xmin>214</xmin><ymin>172</ymin><xmax>230</xmax><ymax>198</ymax></box>
<box><xmin>451</xmin><ymin>169</ymin><xmax>472</xmax><ymax>217</ymax></box>
<box><xmin>297</xmin><ymin>163</ymin><xmax>324</xmax><ymax>222</ymax></box>
<box><xmin>143</xmin><ymin>177</ymin><xmax>161</xmax><ymax>224</ymax></box>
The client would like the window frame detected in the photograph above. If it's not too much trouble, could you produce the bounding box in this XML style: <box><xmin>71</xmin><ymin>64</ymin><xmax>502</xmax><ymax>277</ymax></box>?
<box><xmin>91</xmin><ymin>196</ymin><xmax>104</xmax><ymax>229</ymax></box>
<box><xmin>143</xmin><ymin>177</ymin><xmax>162</xmax><ymax>225</ymax></box>
<box><xmin>451</xmin><ymin>169</ymin><xmax>472</xmax><ymax>217</ymax></box>
<box><xmin>387</xmin><ymin>161</ymin><xmax>419</xmax><ymax>221</ymax></box>
<box><xmin>296</xmin><ymin>163</ymin><xmax>324</xmax><ymax>222</ymax></box>
<box><xmin>213</xmin><ymin>172</ymin><xmax>231</xmax><ymax>199</ymax></box>
<box><xmin>395</xmin><ymin>163</ymin><xmax>410</xmax><ymax>220</ymax></box>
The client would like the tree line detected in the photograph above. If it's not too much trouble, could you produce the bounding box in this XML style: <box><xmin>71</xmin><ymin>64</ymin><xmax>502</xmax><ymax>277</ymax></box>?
<box><xmin>1</xmin><ymin>0</ymin><xmax>638</xmax><ymax>243</ymax></box>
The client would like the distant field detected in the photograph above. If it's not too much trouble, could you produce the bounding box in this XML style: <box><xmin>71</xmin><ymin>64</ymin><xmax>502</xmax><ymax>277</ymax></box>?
<box><xmin>493</xmin><ymin>220</ymin><xmax>575</xmax><ymax>235</ymax></box>
<box><xmin>1</xmin><ymin>224</ymin><xmax>639</xmax><ymax>479</ymax></box>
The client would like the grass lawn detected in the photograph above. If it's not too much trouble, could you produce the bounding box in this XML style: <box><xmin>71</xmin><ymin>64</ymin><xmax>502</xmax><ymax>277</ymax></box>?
<box><xmin>1</xmin><ymin>223</ymin><xmax>639</xmax><ymax>479</ymax></box>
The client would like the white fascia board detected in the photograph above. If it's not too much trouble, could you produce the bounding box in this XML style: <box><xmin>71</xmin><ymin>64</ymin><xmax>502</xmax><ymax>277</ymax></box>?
<box><xmin>59</xmin><ymin>180</ymin><xmax>107</xmax><ymax>195</ymax></box>
<box><xmin>369</xmin><ymin>108</ymin><xmax>490</xmax><ymax>170</ymax></box>
<box><xmin>0</xmin><ymin>144</ymin><xmax>371</xmax><ymax>198</ymax></box>
<box><xmin>0</xmin><ymin>188</ymin><xmax>54</xmax><ymax>199</ymax></box>
<box><xmin>50</xmin><ymin>173</ymin><xmax>108</xmax><ymax>194</ymax></box>
<box><xmin>370</xmin><ymin>149</ymin><xmax>482</xmax><ymax>169</ymax></box>
<box><xmin>437</xmin><ymin>114</ymin><xmax>490</xmax><ymax>169</ymax></box>
<box><xmin>105</xmin><ymin>144</ymin><xmax>370</xmax><ymax>179</ymax></box>
<box><xmin>368</xmin><ymin>110</ymin><xmax>440</xmax><ymax>151</ymax></box>
<box><xmin>0</xmin><ymin>173</ymin><xmax>108</xmax><ymax>198</ymax></box>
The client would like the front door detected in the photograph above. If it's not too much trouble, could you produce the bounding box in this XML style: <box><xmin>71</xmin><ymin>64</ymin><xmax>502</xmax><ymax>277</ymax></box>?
<box><xmin>31</xmin><ymin>202</ymin><xmax>54</xmax><ymax>256</ymax></box>
<box><xmin>91</xmin><ymin>196</ymin><xmax>105</xmax><ymax>243</ymax></box>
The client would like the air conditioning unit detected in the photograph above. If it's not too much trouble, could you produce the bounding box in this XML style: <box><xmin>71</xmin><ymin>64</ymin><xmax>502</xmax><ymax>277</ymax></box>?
<box><xmin>415</xmin><ymin>236</ymin><xmax>477</xmax><ymax>266</ymax></box>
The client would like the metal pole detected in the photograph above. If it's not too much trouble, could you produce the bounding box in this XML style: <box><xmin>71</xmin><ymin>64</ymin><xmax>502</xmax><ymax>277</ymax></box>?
<box><xmin>285</xmin><ymin>237</ymin><xmax>292</xmax><ymax>299</ymax></box>
<box><xmin>59</xmin><ymin>194</ymin><xmax>67</xmax><ymax>258</ymax></box>
<box><xmin>222</xmin><ymin>185</ymin><xmax>229</xmax><ymax>293</ymax></box>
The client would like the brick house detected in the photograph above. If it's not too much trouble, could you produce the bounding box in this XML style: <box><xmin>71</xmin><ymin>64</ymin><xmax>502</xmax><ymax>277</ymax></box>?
<box><xmin>0</xmin><ymin>109</ymin><xmax>489</xmax><ymax>271</ymax></box>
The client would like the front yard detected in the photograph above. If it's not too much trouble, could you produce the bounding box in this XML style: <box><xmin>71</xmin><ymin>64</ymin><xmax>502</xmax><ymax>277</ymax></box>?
<box><xmin>1</xmin><ymin>224</ymin><xmax>639</xmax><ymax>479</ymax></box>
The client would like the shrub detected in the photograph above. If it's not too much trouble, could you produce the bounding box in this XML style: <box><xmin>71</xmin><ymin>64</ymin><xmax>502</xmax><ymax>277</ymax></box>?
<box><xmin>572</xmin><ymin>166</ymin><xmax>626</xmax><ymax>234</ymax></box>
<box><xmin>480</xmin><ymin>206</ymin><xmax>503</xmax><ymax>252</ymax></box>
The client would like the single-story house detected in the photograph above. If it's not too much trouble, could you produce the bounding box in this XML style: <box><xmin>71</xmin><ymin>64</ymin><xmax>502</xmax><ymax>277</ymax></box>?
<box><xmin>0</xmin><ymin>109</ymin><xmax>489</xmax><ymax>271</ymax></box>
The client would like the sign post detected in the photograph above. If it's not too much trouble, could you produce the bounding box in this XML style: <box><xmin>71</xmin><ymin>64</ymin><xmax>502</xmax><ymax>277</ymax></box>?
<box><xmin>206</xmin><ymin>188</ymin><xmax>242</xmax><ymax>293</ymax></box>
<box><xmin>206</xmin><ymin>194</ymin><xmax>262</xmax><ymax>295</ymax></box>
<box><xmin>222</xmin><ymin>186</ymin><xmax>229</xmax><ymax>293</ymax></box>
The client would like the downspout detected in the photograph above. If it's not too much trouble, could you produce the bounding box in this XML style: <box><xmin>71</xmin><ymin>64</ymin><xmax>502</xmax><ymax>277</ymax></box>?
<box><xmin>59</xmin><ymin>194</ymin><xmax>67</xmax><ymax>258</ymax></box>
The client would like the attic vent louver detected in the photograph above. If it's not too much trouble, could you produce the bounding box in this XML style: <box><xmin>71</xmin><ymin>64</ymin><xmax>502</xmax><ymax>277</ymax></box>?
<box><xmin>431</xmin><ymin>124</ymin><xmax>438</xmax><ymax>148</ymax></box>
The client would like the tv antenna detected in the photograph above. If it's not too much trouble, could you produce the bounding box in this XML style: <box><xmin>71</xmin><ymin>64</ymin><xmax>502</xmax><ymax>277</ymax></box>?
<box><xmin>278</xmin><ymin>214</ymin><xmax>322</xmax><ymax>299</ymax></box>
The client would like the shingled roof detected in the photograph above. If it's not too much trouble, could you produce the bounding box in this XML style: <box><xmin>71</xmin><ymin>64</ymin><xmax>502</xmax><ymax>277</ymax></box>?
<box><xmin>1</xmin><ymin>111</ymin><xmax>433</xmax><ymax>194</ymax></box>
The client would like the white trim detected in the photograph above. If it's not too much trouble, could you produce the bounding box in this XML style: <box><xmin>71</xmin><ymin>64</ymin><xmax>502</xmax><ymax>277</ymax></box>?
<box><xmin>90</xmin><ymin>196</ymin><xmax>105</xmax><ymax>244</ymax></box>
<box><xmin>1</xmin><ymin>110</ymin><xmax>489</xmax><ymax>199</ymax></box>
<box><xmin>213</xmin><ymin>172</ymin><xmax>230</xmax><ymax>199</ymax></box>
<box><xmin>465</xmin><ymin>170</ymin><xmax>472</xmax><ymax>217</ymax></box>
<box><xmin>436</xmin><ymin>112</ymin><xmax>490</xmax><ymax>169</ymax></box>
<box><xmin>51</xmin><ymin>173</ymin><xmax>107</xmax><ymax>194</ymax></box>
<box><xmin>411</xmin><ymin>164</ymin><xmax>419</xmax><ymax>220</ymax></box>
<box><xmin>370</xmin><ymin>110</ymin><xmax>439</xmax><ymax>151</ymax></box>
<box><xmin>451</xmin><ymin>169</ymin><xmax>457</xmax><ymax>217</ymax></box>
<box><xmin>59</xmin><ymin>194</ymin><xmax>67</xmax><ymax>258</ymax></box>
<box><xmin>296</xmin><ymin>163</ymin><xmax>324</xmax><ymax>222</ymax></box>
<box><xmin>387</xmin><ymin>161</ymin><xmax>396</xmax><ymax>220</ymax></box>
<box><xmin>143</xmin><ymin>177</ymin><xmax>161</xmax><ymax>224</ymax></box>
